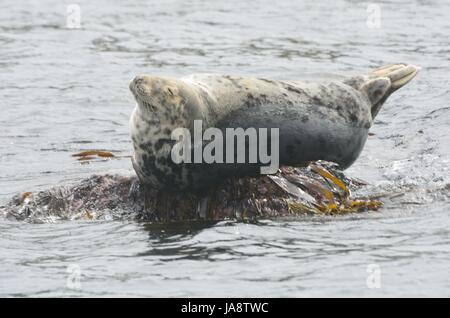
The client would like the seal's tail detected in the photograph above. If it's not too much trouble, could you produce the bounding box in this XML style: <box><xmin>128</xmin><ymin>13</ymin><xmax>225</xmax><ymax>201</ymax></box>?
<box><xmin>361</xmin><ymin>64</ymin><xmax>420</xmax><ymax>118</ymax></box>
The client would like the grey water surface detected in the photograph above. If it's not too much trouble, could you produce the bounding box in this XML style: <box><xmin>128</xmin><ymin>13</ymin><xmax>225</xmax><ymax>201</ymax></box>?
<box><xmin>0</xmin><ymin>0</ymin><xmax>449</xmax><ymax>297</ymax></box>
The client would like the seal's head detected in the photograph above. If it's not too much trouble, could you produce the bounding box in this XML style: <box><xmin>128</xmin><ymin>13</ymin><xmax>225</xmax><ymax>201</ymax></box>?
<box><xmin>129</xmin><ymin>75</ymin><xmax>205</xmax><ymax>128</ymax></box>
<box><xmin>129</xmin><ymin>75</ymin><xmax>184</xmax><ymax>113</ymax></box>
<box><xmin>345</xmin><ymin>64</ymin><xmax>420</xmax><ymax>119</ymax></box>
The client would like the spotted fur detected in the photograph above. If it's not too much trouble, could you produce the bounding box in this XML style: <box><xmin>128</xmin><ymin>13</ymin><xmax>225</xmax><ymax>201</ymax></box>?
<box><xmin>129</xmin><ymin>65</ymin><xmax>418</xmax><ymax>191</ymax></box>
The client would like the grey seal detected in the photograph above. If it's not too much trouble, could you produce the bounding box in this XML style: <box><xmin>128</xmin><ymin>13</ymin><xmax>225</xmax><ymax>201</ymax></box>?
<box><xmin>129</xmin><ymin>64</ymin><xmax>419</xmax><ymax>191</ymax></box>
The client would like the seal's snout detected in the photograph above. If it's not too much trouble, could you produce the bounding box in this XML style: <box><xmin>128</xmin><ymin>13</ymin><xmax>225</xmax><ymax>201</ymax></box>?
<box><xmin>133</xmin><ymin>75</ymin><xmax>145</xmax><ymax>86</ymax></box>
<box><xmin>130</xmin><ymin>75</ymin><xmax>148</xmax><ymax>93</ymax></box>
<box><xmin>129</xmin><ymin>75</ymin><xmax>159</xmax><ymax>112</ymax></box>
<box><xmin>129</xmin><ymin>75</ymin><xmax>158</xmax><ymax>105</ymax></box>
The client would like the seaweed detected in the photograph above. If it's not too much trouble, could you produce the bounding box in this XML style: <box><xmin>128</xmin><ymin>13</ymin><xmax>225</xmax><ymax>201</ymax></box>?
<box><xmin>1</xmin><ymin>160</ymin><xmax>381</xmax><ymax>223</ymax></box>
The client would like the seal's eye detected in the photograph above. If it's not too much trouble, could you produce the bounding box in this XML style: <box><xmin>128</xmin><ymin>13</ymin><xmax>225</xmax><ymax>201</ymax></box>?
<box><xmin>164</xmin><ymin>86</ymin><xmax>178</xmax><ymax>97</ymax></box>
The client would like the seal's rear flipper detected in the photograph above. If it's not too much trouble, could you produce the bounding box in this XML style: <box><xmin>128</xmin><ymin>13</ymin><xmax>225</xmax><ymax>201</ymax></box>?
<box><xmin>370</xmin><ymin>64</ymin><xmax>420</xmax><ymax>90</ymax></box>
<box><xmin>363</xmin><ymin>64</ymin><xmax>420</xmax><ymax>118</ymax></box>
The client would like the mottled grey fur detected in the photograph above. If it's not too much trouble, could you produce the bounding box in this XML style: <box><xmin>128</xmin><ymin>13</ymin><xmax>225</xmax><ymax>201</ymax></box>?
<box><xmin>129</xmin><ymin>64</ymin><xmax>419</xmax><ymax>191</ymax></box>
